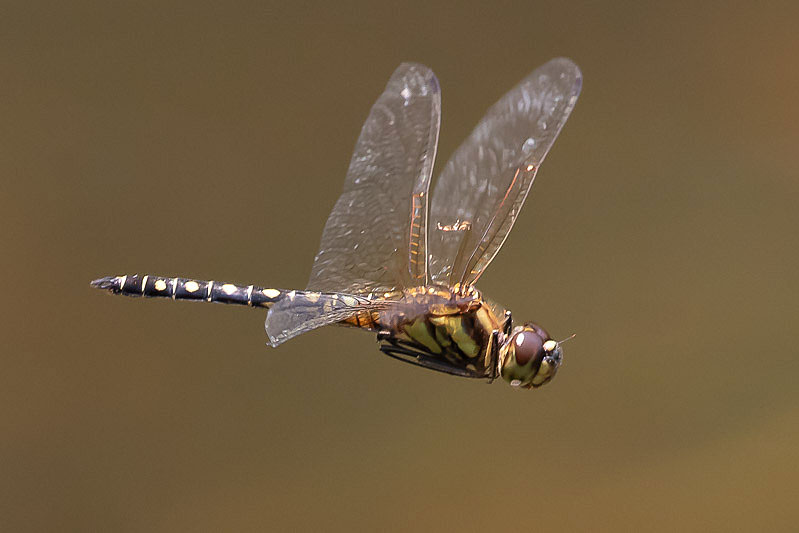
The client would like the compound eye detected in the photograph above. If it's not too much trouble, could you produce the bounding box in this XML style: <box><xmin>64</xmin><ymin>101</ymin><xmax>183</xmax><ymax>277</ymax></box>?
<box><xmin>524</xmin><ymin>322</ymin><xmax>551</xmax><ymax>342</ymax></box>
<box><xmin>513</xmin><ymin>331</ymin><xmax>545</xmax><ymax>367</ymax></box>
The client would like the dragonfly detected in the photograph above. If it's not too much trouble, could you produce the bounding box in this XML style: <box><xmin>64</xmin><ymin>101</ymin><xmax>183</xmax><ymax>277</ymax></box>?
<box><xmin>92</xmin><ymin>58</ymin><xmax>581</xmax><ymax>389</ymax></box>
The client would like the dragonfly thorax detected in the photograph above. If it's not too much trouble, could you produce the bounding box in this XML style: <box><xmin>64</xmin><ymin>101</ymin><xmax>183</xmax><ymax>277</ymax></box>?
<box><xmin>498</xmin><ymin>323</ymin><xmax>563</xmax><ymax>389</ymax></box>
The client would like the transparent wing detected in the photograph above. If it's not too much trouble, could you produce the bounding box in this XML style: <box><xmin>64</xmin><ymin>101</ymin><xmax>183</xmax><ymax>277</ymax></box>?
<box><xmin>265</xmin><ymin>291</ymin><xmax>400</xmax><ymax>346</ymax></box>
<box><xmin>428</xmin><ymin>58</ymin><xmax>581</xmax><ymax>287</ymax></box>
<box><xmin>306</xmin><ymin>63</ymin><xmax>441</xmax><ymax>295</ymax></box>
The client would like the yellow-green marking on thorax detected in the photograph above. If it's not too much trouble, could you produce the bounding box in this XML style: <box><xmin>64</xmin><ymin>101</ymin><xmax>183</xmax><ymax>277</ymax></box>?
<box><xmin>403</xmin><ymin>317</ymin><xmax>443</xmax><ymax>354</ymax></box>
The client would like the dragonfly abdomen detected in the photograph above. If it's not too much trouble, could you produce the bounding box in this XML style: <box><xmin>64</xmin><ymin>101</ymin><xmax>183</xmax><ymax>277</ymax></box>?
<box><xmin>90</xmin><ymin>274</ymin><xmax>283</xmax><ymax>308</ymax></box>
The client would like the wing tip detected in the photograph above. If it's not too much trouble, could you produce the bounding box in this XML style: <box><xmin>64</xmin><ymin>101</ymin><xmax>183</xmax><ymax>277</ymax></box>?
<box><xmin>546</xmin><ymin>57</ymin><xmax>583</xmax><ymax>93</ymax></box>
<box><xmin>390</xmin><ymin>62</ymin><xmax>440</xmax><ymax>95</ymax></box>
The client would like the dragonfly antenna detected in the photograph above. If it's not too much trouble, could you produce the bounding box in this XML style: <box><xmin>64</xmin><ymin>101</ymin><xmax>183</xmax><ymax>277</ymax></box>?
<box><xmin>557</xmin><ymin>333</ymin><xmax>577</xmax><ymax>346</ymax></box>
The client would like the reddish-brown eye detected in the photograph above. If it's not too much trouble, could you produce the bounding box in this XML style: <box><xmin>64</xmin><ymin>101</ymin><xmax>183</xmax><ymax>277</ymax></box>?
<box><xmin>513</xmin><ymin>331</ymin><xmax>545</xmax><ymax>366</ymax></box>
<box><xmin>524</xmin><ymin>323</ymin><xmax>551</xmax><ymax>342</ymax></box>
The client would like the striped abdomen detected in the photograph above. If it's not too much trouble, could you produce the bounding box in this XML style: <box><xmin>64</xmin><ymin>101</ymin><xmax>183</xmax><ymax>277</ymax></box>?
<box><xmin>90</xmin><ymin>274</ymin><xmax>284</xmax><ymax>308</ymax></box>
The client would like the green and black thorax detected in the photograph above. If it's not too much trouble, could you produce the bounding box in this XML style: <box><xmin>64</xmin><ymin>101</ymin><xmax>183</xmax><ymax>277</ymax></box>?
<box><xmin>343</xmin><ymin>285</ymin><xmax>509</xmax><ymax>380</ymax></box>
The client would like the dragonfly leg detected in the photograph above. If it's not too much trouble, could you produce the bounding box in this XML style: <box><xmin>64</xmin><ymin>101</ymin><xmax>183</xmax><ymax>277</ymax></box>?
<box><xmin>379</xmin><ymin>336</ymin><xmax>430</xmax><ymax>365</ymax></box>
<box><xmin>503</xmin><ymin>310</ymin><xmax>513</xmax><ymax>337</ymax></box>
<box><xmin>487</xmin><ymin>329</ymin><xmax>501</xmax><ymax>381</ymax></box>
<box><xmin>379</xmin><ymin>341</ymin><xmax>423</xmax><ymax>360</ymax></box>
<box><xmin>380</xmin><ymin>343</ymin><xmax>475</xmax><ymax>377</ymax></box>
<box><xmin>378</xmin><ymin>336</ymin><xmax>483</xmax><ymax>378</ymax></box>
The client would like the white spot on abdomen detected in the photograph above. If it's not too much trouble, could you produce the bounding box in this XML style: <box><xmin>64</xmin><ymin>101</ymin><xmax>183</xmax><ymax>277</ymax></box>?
<box><xmin>222</xmin><ymin>283</ymin><xmax>237</xmax><ymax>295</ymax></box>
<box><xmin>262</xmin><ymin>288</ymin><xmax>280</xmax><ymax>298</ymax></box>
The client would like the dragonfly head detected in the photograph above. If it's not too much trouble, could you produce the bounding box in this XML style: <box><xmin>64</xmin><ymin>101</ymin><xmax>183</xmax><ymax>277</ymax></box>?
<box><xmin>498</xmin><ymin>323</ymin><xmax>563</xmax><ymax>389</ymax></box>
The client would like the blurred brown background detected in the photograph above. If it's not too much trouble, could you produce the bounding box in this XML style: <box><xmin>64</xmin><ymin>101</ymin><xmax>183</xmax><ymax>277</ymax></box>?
<box><xmin>2</xmin><ymin>0</ymin><xmax>798</xmax><ymax>531</ymax></box>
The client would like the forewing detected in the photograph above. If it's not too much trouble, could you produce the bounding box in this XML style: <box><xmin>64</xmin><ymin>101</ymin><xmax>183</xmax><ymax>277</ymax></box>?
<box><xmin>306</xmin><ymin>63</ymin><xmax>441</xmax><ymax>295</ymax></box>
<box><xmin>428</xmin><ymin>58</ymin><xmax>581</xmax><ymax>287</ymax></box>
